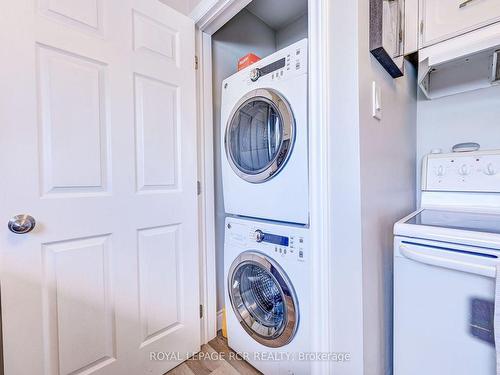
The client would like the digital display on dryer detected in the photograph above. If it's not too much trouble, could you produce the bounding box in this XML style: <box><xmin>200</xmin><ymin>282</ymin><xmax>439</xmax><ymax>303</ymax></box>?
<box><xmin>260</xmin><ymin>58</ymin><xmax>286</xmax><ymax>76</ymax></box>
<box><xmin>263</xmin><ymin>233</ymin><xmax>289</xmax><ymax>247</ymax></box>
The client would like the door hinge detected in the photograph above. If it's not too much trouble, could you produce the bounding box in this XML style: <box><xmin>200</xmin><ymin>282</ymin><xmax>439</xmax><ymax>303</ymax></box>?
<box><xmin>420</xmin><ymin>20</ymin><xmax>424</xmax><ymax>35</ymax></box>
<box><xmin>195</xmin><ymin>55</ymin><xmax>199</xmax><ymax>70</ymax></box>
<box><xmin>197</xmin><ymin>180</ymin><xmax>202</xmax><ymax>196</ymax></box>
<box><xmin>199</xmin><ymin>304</ymin><xmax>203</xmax><ymax>319</ymax></box>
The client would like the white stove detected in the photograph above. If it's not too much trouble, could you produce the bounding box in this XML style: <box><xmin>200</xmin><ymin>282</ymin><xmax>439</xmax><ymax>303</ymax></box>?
<box><xmin>394</xmin><ymin>149</ymin><xmax>500</xmax><ymax>375</ymax></box>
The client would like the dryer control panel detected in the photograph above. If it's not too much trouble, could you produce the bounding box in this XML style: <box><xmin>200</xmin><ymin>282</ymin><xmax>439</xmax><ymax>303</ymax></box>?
<box><xmin>247</xmin><ymin>43</ymin><xmax>306</xmax><ymax>83</ymax></box>
<box><xmin>222</xmin><ymin>38</ymin><xmax>308</xmax><ymax>89</ymax></box>
<box><xmin>422</xmin><ymin>149</ymin><xmax>500</xmax><ymax>192</ymax></box>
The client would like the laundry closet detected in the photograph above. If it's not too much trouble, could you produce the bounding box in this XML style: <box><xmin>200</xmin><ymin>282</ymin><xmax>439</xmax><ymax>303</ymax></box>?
<box><xmin>209</xmin><ymin>1</ymin><xmax>310</xmax><ymax>373</ymax></box>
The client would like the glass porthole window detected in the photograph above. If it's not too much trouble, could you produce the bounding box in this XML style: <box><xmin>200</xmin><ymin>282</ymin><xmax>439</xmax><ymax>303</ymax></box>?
<box><xmin>225</xmin><ymin>89</ymin><xmax>295</xmax><ymax>183</ymax></box>
<box><xmin>228</xmin><ymin>251</ymin><xmax>299</xmax><ymax>347</ymax></box>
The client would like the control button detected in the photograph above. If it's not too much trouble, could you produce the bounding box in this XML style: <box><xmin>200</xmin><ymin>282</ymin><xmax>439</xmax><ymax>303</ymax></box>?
<box><xmin>484</xmin><ymin>163</ymin><xmax>497</xmax><ymax>176</ymax></box>
<box><xmin>295</xmin><ymin>61</ymin><xmax>300</xmax><ymax>70</ymax></box>
<box><xmin>299</xmin><ymin>238</ymin><xmax>304</xmax><ymax>243</ymax></box>
<box><xmin>255</xmin><ymin>230</ymin><xmax>264</xmax><ymax>242</ymax></box>
<box><xmin>284</xmin><ymin>249</ymin><xmax>287</xmax><ymax>254</ymax></box>
<box><xmin>299</xmin><ymin>250</ymin><xmax>304</xmax><ymax>258</ymax></box>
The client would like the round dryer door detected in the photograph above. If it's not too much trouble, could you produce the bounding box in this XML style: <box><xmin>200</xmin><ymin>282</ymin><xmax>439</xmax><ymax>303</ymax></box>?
<box><xmin>225</xmin><ymin>88</ymin><xmax>295</xmax><ymax>184</ymax></box>
<box><xmin>227</xmin><ymin>251</ymin><xmax>299</xmax><ymax>348</ymax></box>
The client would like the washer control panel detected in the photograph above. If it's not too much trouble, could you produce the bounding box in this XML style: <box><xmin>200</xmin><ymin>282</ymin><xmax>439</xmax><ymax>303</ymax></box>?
<box><xmin>249</xmin><ymin>229</ymin><xmax>306</xmax><ymax>261</ymax></box>
<box><xmin>423</xmin><ymin>150</ymin><xmax>500</xmax><ymax>192</ymax></box>
<box><xmin>249</xmin><ymin>228</ymin><xmax>306</xmax><ymax>261</ymax></box>
<box><xmin>226</xmin><ymin>219</ymin><xmax>307</xmax><ymax>262</ymax></box>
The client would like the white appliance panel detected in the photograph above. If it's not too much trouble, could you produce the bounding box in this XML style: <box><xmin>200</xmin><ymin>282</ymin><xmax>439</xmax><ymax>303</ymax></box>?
<box><xmin>394</xmin><ymin>237</ymin><xmax>496</xmax><ymax>375</ymax></box>
<box><xmin>422</xmin><ymin>150</ymin><xmax>500</xmax><ymax>192</ymax></box>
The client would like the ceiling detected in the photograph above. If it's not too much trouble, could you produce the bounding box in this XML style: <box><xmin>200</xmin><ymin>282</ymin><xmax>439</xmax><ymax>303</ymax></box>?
<box><xmin>246</xmin><ymin>0</ymin><xmax>308</xmax><ymax>30</ymax></box>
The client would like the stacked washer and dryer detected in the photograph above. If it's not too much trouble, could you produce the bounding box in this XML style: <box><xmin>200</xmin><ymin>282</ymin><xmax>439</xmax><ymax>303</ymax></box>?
<box><xmin>221</xmin><ymin>39</ymin><xmax>311</xmax><ymax>374</ymax></box>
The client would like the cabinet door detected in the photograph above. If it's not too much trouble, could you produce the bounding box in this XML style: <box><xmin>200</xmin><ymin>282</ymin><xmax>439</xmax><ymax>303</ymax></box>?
<box><xmin>420</xmin><ymin>0</ymin><xmax>500</xmax><ymax>47</ymax></box>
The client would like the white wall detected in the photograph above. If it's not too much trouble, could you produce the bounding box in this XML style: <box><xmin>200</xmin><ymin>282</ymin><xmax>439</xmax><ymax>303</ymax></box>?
<box><xmin>212</xmin><ymin>9</ymin><xmax>277</xmax><ymax>311</ymax></box>
<box><xmin>359</xmin><ymin>58</ymin><xmax>417</xmax><ymax>375</ymax></box>
<box><xmin>417</xmin><ymin>85</ymin><xmax>500</xmax><ymax>201</ymax></box>
<box><xmin>358</xmin><ymin>1</ymin><xmax>417</xmax><ymax>373</ymax></box>
<box><xmin>276</xmin><ymin>13</ymin><xmax>308</xmax><ymax>50</ymax></box>
<box><xmin>329</xmin><ymin>0</ymin><xmax>417</xmax><ymax>374</ymax></box>
<box><xmin>358</xmin><ymin>19</ymin><xmax>417</xmax><ymax>375</ymax></box>
<box><xmin>328</xmin><ymin>0</ymin><xmax>365</xmax><ymax>372</ymax></box>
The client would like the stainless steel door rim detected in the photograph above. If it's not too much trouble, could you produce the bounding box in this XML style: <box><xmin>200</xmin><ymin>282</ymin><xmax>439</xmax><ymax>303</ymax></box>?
<box><xmin>228</xmin><ymin>251</ymin><xmax>299</xmax><ymax>348</ymax></box>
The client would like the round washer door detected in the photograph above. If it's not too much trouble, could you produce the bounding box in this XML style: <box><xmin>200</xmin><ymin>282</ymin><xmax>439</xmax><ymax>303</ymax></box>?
<box><xmin>225</xmin><ymin>88</ymin><xmax>295</xmax><ymax>184</ymax></box>
<box><xmin>227</xmin><ymin>251</ymin><xmax>299</xmax><ymax>348</ymax></box>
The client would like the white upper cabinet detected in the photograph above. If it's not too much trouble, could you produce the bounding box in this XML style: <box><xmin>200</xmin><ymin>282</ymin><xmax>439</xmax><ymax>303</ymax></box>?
<box><xmin>420</xmin><ymin>0</ymin><xmax>500</xmax><ymax>47</ymax></box>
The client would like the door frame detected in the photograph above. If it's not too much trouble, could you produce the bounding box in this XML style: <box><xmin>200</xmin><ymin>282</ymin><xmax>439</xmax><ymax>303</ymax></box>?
<box><xmin>192</xmin><ymin>1</ymin><xmax>334</xmax><ymax>373</ymax></box>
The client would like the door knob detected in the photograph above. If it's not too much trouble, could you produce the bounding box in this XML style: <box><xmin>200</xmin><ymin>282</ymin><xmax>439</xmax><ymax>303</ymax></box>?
<box><xmin>8</xmin><ymin>214</ymin><xmax>36</xmax><ymax>234</ymax></box>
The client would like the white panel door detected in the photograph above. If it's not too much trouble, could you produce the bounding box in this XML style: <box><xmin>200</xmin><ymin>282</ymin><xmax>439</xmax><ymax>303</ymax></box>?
<box><xmin>0</xmin><ymin>1</ymin><xmax>199</xmax><ymax>374</ymax></box>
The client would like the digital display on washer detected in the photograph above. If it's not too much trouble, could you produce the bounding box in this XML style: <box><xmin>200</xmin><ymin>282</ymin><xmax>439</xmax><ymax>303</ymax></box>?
<box><xmin>260</xmin><ymin>58</ymin><xmax>286</xmax><ymax>76</ymax></box>
<box><xmin>263</xmin><ymin>232</ymin><xmax>289</xmax><ymax>246</ymax></box>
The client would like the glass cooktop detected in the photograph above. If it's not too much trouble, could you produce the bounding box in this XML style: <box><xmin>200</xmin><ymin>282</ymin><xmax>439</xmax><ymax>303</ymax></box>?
<box><xmin>406</xmin><ymin>209</ymin><xmax>500</xmax><ymax>235</ymax></box>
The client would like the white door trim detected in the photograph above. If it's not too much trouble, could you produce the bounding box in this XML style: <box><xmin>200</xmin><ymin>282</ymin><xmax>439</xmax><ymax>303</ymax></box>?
<box><xmin>307</xmin><ymin>0</ymin><xmax>334</xmax><ymax>373</ymax></box>
<box><xmin>193</xmin><ymin>4</ymin><xmax>334</xmax><ymax>373</ymax></box>
<box><xmin>190</xmin><ymin>0</ymin><xmax>252</xmax><ymax>35</ymax></box>
<box><xmin>195</xmin><ymin>29</ymin><xmax>218</xmax><ymax>345</ymax></box>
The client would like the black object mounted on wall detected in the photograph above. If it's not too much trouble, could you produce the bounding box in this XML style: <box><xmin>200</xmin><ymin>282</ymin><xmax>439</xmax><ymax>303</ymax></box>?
<box><xmin>370</xmin><ymin>0</ymin><xmax>405</xmax><ymax>78</ymax></box>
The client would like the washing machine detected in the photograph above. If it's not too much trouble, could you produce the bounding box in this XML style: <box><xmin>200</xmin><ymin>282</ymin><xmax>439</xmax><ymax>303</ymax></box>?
<box><xmin>221</xmin><ymin>39</ymin><xmax>308</xmax><ymax>224</ymax></box>
<box><xmin>224</xmin><ymin>217</ymin><xmax>310</xmax><ymax>375</ymax></box>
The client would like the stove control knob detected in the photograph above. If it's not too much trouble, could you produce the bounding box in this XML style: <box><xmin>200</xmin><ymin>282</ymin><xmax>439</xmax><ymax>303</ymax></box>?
<box><xmin>484</xmin><ymin>163</ymin><xmax>496</xmax><ymax>176</ymax></box>
<box><xmin>255</xmin><ymin>230</ymin><xmax>265</xmax><ymax>242</ymax></box>
<box><xmin>436</xmin><ymin>166</ymin><xmax>445</xmax><ymax>177</ymax></box>
<box><xmin>459</xmin><ymin>164</ymin><xmax>470</xmax><ymax>176</ymax></box>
